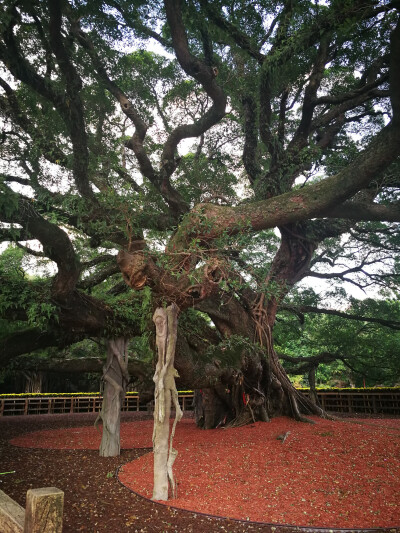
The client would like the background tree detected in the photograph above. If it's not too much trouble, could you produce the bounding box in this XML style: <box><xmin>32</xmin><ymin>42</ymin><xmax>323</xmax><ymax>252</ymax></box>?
<box><xmin>277</xmin><ymin>298</ymin><xmax>400</xmax><ymax>388</ymax></box>
<box><xmin>1</xmin><ymin>0</ymin><xmax>400</xmax><ymax>437</ymax></box>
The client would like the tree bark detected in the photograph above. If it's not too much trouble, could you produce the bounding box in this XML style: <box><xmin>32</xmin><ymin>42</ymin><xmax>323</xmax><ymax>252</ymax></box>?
<box><xmin>97</xmin><ymin>338</ymin><xmax>129</xmax><ymax>457</ymax></box>
<box><xmin>23</xmin><ymin>371</ymin><xmax>45</xmax><ymax>393</ymax></box>
<box><xmin>308</xmin><ymin>367</ymin><xmax>321</xmax><ymax>408</ymax></box>
<box><xmin>192</xmin><ymin>226</ymin><xmax>329</xmax><ymax>427</ymax></box>
<box><xmin>152</xmin><ymin>304</ymin><xmax>182</xmax><ymax>501</ymax></box>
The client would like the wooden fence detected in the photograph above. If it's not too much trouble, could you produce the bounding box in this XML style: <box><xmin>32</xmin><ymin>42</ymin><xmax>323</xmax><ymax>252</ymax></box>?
<box><xmin>302</xmin><ymin>389</ymin><xmax>400</xmax><ymax>415</ymax></box>
<box><xmin>0</xmin><ymin>389</ymin><xmax>399</xmax><ymax>417</ymax></box>
<box><xmin>0</xmin><ymin>393</ymin><xmax>194</xmax><ymax>417</ymax></box>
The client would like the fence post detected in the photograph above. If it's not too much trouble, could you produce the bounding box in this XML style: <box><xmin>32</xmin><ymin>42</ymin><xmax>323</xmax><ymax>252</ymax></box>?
<box><xmin>24</xmin><ymin>487</ymin><xmax>64</xmax><ymax>533</ymax></box>
<box><xmin>347</xmin><ymin>395</ymin><xmax>353</xmax><ymax>413</ymax></box>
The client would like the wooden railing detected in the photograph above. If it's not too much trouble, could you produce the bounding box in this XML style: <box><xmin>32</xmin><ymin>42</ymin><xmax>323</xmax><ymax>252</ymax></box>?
<box><xmin>301</xmin><ymin>389</ymin><xmax>400</xmax><ymax>415</ymax></box>
<box><xmin>1</xmin><ymin>389</ymin><xmax>399</xmax><ymax>417</ymax></box>
<box><xmin>0</xmin><ymin>393</ymin><xmax>194</xmax><ymax>417</ymax></box>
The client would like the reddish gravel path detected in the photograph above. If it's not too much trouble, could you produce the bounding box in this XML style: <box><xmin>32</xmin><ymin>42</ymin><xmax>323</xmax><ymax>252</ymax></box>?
<box><xmin>9</xmin><ymin>415</ymin><xmax>400</xmax><ymax>529</ymax></box>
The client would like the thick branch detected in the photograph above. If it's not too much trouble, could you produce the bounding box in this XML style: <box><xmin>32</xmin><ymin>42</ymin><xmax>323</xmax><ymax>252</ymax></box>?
<box><xmin>280</xmin><ymin>304</ymin><xmax>400</xmax><ymax>330</ymax></box>
<box><xmin>0</xmin><ymin>329</ymin><xmax>84</xmax><ymax>366</ymax></box>
<box><xmin>241</xmin><ymin>94</ymin><xmax>262</xmax><ymax>184</ymax></box>
<box><xmin>294</xmin><ymin>33</ymin><xmax>331</xmax><ymax>142</ymax></box>
<box><xmin>278</xmin><ymin>351</ymin><xmax>340</xmax><ymax>374</ymax></box>
<box><xmin>78</xmin><ymin>262</ymin><xmax>120</xmax><ymax>290</ymax></box>
<box><xmin>74</xmin><ymin>24</ymin><xmax>187</xmax><ymax>215</ymax></box>
<box><xmin>47</xmin><ymin>1</ymin><xmax>94</xmax><ymax>203</ymax></box>
<box><xmin>162</xmin><ymin>0</ymin><xmax>227</xmax><ymax>182</ymax></box>
<box><xmin>0</xmin><ymin>77</ymin><xmax>67</xmax><ymax>166</ymax></box>
<box><xmin>11</xmin><ymin>355</ymin><xmax>150</xmax><ymax>381</ymax></box>
<box><xmin>170</xmin><ymin>121</ymin><xmax>400</xmax><ymax>250</ymax></box>
<box><xmin>0</xmin><ymin>7</ymin><xmax>64</xmax><ymax>107</ymax></box>
<box><xmin>390</xmin><ymin>16</ymin><xmax>400</xmax><ymax>124</ymax></box>
<box><xmin>326</xmin><ymin>201</ymin><xmax>400</xmax><ymax>223</ymax></box>
<box><xmin>199</xmin><ymin>0</ymin><xmax>264</xmax><ymax>63</ymax></box>
<box><xmin>2</xmin><ymin>191</ymin><xmax>80</xmax><ymax>299</ymax></box>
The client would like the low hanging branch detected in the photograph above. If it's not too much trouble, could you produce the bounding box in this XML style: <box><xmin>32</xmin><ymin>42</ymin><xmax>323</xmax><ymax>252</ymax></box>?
<box><xmin>152</xmin><ymin>304</ymin><xmax>182</xmax><ymax>501</ymax></box>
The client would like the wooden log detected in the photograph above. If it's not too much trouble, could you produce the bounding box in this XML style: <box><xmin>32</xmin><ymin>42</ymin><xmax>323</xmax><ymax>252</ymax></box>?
<box><xmin>0</xmin><ymin>490</ymin><xmax>24</xmax><ymax>533</ymax></box>
<box><xmin>24</xmin><ymin>488</ymin><xmax>64</xmax><ymax>533</ymax></box>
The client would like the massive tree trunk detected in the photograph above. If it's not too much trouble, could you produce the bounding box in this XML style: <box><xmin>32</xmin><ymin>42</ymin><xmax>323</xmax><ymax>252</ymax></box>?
<box><xmin>152</xmin><ymin>304</ymin><xmax>182</xmax><ymax>501</ymax></box>
<box><xmin>193</xmin><ymin>226</ymin><xmax>328</xmax><ymax>428</ymax></box>
<box><xmin>192</xmin><ymin>301</ymin><xmax>327</xmax><ymax>428</ymax></box>
<box><xmin>23</xmin><ymin>371</ymin><xmax>45</xmax><ymax>393</ymax></box>
<box><xmin>118</xmin><ymin>225</ymin><xmax>329</xmax><ymax>431</ymax></box>
<box><xmin>97</xmin><ymin>338</ymin><xmax>129</xmax><ymax>457</ymax></box>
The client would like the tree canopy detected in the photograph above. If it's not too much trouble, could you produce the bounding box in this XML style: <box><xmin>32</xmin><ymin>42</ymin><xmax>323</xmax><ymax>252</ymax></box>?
<box><xmin>1</xmin><ymin>0</ymin><xmax>400</xmax><ymax>419</ymax></box>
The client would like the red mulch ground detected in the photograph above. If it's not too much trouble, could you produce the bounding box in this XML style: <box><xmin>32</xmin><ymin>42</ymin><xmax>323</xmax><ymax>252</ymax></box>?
<box><xmin>1</xmin><ymin>413</ymin><xmax>400</xmax><ymax>532</ymax></box>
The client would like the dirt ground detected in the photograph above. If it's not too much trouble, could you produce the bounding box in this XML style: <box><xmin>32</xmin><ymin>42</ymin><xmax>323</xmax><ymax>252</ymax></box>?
<box><xmin>0</xmin><ymin>412</ymin><xmax>398</xmax><ymax>533</ymax></box>
<box><xmin>0</xmin><ymin>412</ymin><xmax>274</xmax><ymax>533</ymax></box>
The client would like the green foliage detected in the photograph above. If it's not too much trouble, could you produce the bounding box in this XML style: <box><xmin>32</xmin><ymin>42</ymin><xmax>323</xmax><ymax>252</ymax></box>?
<box><xmin>174</xmin><ymin>151</ymin><xmax>239</xmax><ymax>207</ymax></box>
<box><xmin>0</xmin><ymin>244</ymin><xmax>26</xmax><ymax>279</ymax></box>
<box><xmin>0</xmin><ymin>245</ymin><xmax>57</xmax><ymax>331</ymax></box>
<box><xmin>0</xmin><ymin>182</ymin><xmax>19</xmax><ymax>219</ymax></box>
<box><xmin>276</xmin><ymin>298</ymin><xmax>400</xmax><ymax>387</ymax></box>
<box><xmin>203</xmin><ymin>334</ymin><xmax>263</xmax><ymax>368</ymax></box>
<box><xmin>0</xmin><ymin>0</ymin><xmax>398</xmax><ymax>395</ymax></box>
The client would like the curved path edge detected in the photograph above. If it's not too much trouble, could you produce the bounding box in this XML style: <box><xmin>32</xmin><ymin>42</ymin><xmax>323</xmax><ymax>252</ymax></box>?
<box><xmin>116</xmin><ymin>466</ymin><xmax>399</xmax><ymax>533</ymax></box>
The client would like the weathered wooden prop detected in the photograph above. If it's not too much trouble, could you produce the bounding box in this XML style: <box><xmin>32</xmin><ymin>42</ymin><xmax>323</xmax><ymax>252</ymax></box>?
<box><xmin>152</xmin><ymin>303</ymin><xmax>183</xmax><ymax>501</ymax></box>
<box><xmin>0</xmin><ymin>487</ymin><xmax>64</xmax><ymax>533</ymax></box>
<box><xmin>96</xmin><ymin>338</ymin><xmax>130</xmax><ymax>457</ymax></box>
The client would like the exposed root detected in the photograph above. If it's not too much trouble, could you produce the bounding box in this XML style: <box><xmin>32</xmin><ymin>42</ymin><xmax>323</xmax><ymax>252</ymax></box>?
<box><xmin>94</xmin><ymin>412</ymin><xmax>102</xmax><ymax>433</ymax></box>
<box><xmin>224</xmin><ymin>408</ymin><xmax>254</xmax><ymax>429</ymax></box>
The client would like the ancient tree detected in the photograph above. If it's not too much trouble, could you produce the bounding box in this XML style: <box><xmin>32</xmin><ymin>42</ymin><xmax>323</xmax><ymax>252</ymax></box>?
<box><xmin>1</xmin><ymin>0</ymin><xmax>400</xmax><ymax>439</ymax></box>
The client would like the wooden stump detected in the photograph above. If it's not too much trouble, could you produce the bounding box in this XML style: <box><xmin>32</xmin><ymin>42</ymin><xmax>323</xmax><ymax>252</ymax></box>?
<box><xmin>0</xmin><ymin>487</ymin><xmax>63</xmax><ymax>533</ymax></box>
<box><xmin>25</xmin><ymin>487</ymin><xmax>64</xmax><ymax>533</ymax></box>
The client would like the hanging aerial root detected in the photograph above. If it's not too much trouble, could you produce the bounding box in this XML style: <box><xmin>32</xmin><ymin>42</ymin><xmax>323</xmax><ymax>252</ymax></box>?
<box><xmin>168</xmin><ymin>379</ymin><xmax>183</xmax><ymax>498</ymax></box>
<box><xmin>224</xmin><ymin>409</ymin><xmax>254</xmax><ymax>429</ymax></box>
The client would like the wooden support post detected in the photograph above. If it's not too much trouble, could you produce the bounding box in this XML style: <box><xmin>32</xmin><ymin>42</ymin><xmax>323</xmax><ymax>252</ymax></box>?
<box><xmin>24</xmin><ymin>488</ymin><xmax>64</xmax><ymax>533</ymax></box>
<box><xmin>372</xmin><ymin>395</ymin><xmax>377</xmax><ymax>414</ymax></box>
<box><xmin>152</xmin><ymin>304</ymin><xmax>182</xmax><ymax>501</ymax></box>
<box><xmin>347</xmin><ymin>395</ymin><xmax>352</xmax><ymax>413</ymax></box>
